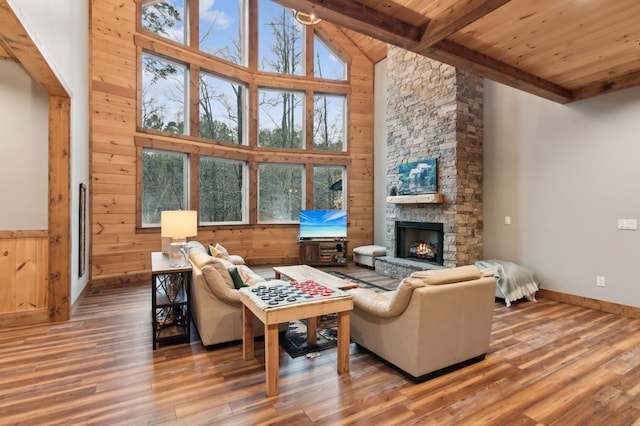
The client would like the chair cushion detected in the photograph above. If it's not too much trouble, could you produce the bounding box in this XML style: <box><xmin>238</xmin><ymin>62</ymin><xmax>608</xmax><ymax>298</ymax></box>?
<box><xmin>201</xmin><ymin>265</ymin><xmax>241</xmax><ymax>304</ymax></box>
<box><xmin>350</xmin><ymin>277</ymin><xmax>424</xmax><ymax>317</ymax></box>
<box><xmin>353</xmin><ymin>245</ymin><xmax>387</xmax><ymax>256</ymax></box>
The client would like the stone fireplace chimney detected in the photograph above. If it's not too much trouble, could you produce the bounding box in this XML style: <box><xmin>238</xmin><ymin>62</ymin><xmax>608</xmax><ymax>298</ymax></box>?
<box><xmin>377</xmin><ymin>46</ymin><xmax>484</xmax><ymax>279</ymax></box>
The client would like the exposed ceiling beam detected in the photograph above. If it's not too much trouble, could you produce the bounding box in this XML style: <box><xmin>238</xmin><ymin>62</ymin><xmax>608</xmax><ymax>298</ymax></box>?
<box><xmin>0</xmin><ymin>0</ymin><xmax>68</xmax><ymax>97</ymax></box>
<box><xmin>0</xmin><ymin>37</ymin><xmax>16</xmax><ymax>60</ymax></box>
<box><xmin>572</xmin><ymin>70</ymin><xmax>640</xmax><ymax>101</ymax></box>
<box><xmin>275</xmin><ymin>0</ymin><xmax>573</xmax><ymax>103</ymax></box>
<box><xmin>428</xmin><ymin>40</ymin><xmax>573</xmax><ymax>103</ymax></box>
<box><xmin>416</xmin><ymin>0</ymin><xmax>513</xmax><ymax>51</ymax></box>
<box><xmin>270</xmin><ymin>0</ymin><xmax>425</xmax><ymax>50</ymax></box>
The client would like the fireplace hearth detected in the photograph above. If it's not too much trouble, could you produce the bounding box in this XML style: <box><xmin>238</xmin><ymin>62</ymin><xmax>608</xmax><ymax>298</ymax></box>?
<box><xmin>395</xmin><ymin>221</ymin><xmax>444</xmax><ymax>266</ymax></box>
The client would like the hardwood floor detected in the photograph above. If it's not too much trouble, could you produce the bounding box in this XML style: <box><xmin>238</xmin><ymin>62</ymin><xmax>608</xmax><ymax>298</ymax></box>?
<box><xmin>2</xmin><ymin>264</ymin><xmax>640</xmax><ymax>425</ymax></box>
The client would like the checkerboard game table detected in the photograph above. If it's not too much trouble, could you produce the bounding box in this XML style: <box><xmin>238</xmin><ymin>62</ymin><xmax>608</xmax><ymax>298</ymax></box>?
<box><xmin>239</xmin><ymin>280</ymin><xmax>353</xmax><ymax>397</ymax></box>
<box><xmin>272</xmin><ymin>264</ymin><xmax>359</xmax><ymax>346</ymax></box>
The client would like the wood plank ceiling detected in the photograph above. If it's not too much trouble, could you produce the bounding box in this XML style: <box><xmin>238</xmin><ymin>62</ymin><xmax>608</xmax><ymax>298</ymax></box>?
<box><xmin>274</xmin><ymin>0</ymin><xmax>640</xmax><ymax>103</ymax></box>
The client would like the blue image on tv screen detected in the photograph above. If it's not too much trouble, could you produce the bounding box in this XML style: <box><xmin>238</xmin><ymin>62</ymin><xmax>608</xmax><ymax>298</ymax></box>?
<box><xmin>299</xmin><ymin>210</ymin><xmax>347</xmax><ymax>238</ymax></box>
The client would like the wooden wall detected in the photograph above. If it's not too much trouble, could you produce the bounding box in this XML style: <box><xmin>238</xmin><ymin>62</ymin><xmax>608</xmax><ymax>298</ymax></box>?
<box><xmin>90</xmin><ymin>0</ymin><xmax>375</xmax><ymax>285</ymax></box>
<box><xmin>0</xmin><ymin>231</ymin><xmax>49</xmax><ymax>326</ymax></box>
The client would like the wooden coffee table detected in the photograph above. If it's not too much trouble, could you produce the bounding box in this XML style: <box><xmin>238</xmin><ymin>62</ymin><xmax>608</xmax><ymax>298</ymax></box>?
<box><xmin>273</xmin><ymin>264</ymin><xmax>360</xmax><ymax>290</ymax></box>
<box><xmin>273</xmin><ymin>265</ymin><xmax>359</xmax><ymax>345</ymax></box>
<box><xmin>239</xmin><ymin>281</ymin><xmax>353</xmax><ymax>397</ymax></box>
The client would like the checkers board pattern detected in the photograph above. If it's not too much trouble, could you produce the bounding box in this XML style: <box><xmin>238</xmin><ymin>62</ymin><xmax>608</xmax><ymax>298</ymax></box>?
<box><xmin>244</xmin><ymin>280</ymin><xmax>349</xmax><ymax>309</ymax></box>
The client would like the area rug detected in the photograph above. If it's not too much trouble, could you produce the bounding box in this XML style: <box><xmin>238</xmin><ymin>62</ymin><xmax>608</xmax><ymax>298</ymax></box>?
<box><xmin>280</xmin><ymin>273</ymin><xmax>393</xmax><ymax>358</ymax></box>
<box><xmin>281</xmin><ymin>315</ymin><xmax>338</xmax><ymax>358</ymax></box>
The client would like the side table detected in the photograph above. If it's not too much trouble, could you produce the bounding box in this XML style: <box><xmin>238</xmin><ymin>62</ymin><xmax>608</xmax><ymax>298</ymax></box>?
<box><xmin>151</xmin><ymin>252</ymin><xmax>192</xmax><ymax>350</ymax></box>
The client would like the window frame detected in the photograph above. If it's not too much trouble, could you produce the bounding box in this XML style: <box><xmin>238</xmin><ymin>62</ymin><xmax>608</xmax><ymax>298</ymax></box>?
<box><xmin>198</xmin><ymin>155</ymin><xmax>249</xmax><ymax>226</ymax></box>
<box><xmin>136</xmin><ymin>0</ymin><xmax>353</xmax><ymax>231</ymax></box>
<box><xmin>257</xmin><ymin>162</ymin><xmax>305</xmax><ymax>224</ymax></box>
<box><xmin>140</xmin><ymin>50</ymin><xmax>189</xmax><ymax>136</ymax></box>
<box><xmin>139</xmin><ymin>147</ymin><xmax>190</xmax><ymax>228</ymax></box>
<box><xmin>198</xmin><ymin>69</ymin><xmax>249</xmax><ymax>145</ymax></box>
<box><xmin>313</xmin><ymin>165</ymin><xmax>347</xmax><ymax>210</ymax></box>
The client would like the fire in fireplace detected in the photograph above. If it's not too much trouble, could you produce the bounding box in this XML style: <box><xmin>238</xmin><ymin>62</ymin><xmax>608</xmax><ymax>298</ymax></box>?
<box><xmin>395</xmin><ymin>221</ymin><xmax>444</xmax><ymax>265</ymax></box>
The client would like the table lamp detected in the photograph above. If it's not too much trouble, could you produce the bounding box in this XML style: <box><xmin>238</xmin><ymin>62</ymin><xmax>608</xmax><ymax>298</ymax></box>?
<box><xmin>161</xmin><ymin>210</ymin><xmax>197</xmax><ymax>267</ymax></box>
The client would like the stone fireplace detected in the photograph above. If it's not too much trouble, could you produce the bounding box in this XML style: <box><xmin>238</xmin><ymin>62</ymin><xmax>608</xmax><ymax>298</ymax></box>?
<box><xmin>395</xmin><ymin>221</ymin><xmax>444</xmax><ymax>266</ymax></box>
<box><xmin>375</xmin><ymin>46</ymin><xmax>484</xmax><ymax>280</ymax></box>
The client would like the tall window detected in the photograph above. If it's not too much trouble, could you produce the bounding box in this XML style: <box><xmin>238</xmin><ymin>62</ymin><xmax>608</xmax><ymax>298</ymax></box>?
<box><xmin>199</xmin><ymin>71</ymin><xmax>247</xmax><ymax>144</ymax></box>
<box><xmin>314</xmin><ymin>166</ymin><xmax>345</xmax><ymax>210</ymax></box>
<box><xmin>258</xmin><ymin>88</ymin><xmax>304</xmax><ymax>148</ymax></box>
<box><xmin>313</xmin><ymin>94</ymin><xmax>346</xmax><ymax>151</ymax></box>
<box><xmin>258</xmin><ymin>0</ymin><xmax>303</xmax><ymax>75</ymax></box>
<box><xmin>141</xmin><ymin>149</ymin><xmax>189</xmax><ymax>226</ymax></box>
<box><xmin>314</xmin><ymin>36</ymin><xmax>347</xmax><ymax>80</ymax></box>
<box><xmin>199</xmin><ymin>0</ymin><xmax>246</xmax><ymax>65</ymax></box>
<box><xmin>142</xmin><ymin>0</ymin><xmax>188</xmax><ymax>45</ymax></box>
<box><xmin>141</xmin><ymin>52</ymin><xmax>188</xmax><ymax>134</ymax></box>
<box><xmin>258</xmin><ymin>163</ymin><xmax>304</xmax><ymax>223</ymax></box>
<box><xmin>199</xmin><ymin>157</ymin><xmax>247</xmax><ymax>224</ymax></box>
<box><xmin>138</xmin><ymin>0</ymin><xmax>351</xmax><ymax>227</ymax></box>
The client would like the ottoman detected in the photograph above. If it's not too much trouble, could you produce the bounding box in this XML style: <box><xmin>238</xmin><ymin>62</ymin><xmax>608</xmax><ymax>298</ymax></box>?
<box><xmin>353</xmin><ymin>245</ymin><xmax>387</xmax><ymax>268</ymax></box>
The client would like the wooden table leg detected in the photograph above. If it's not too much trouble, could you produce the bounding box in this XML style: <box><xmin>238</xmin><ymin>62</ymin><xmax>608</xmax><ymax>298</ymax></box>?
<box><xmin>336</xmin><ymin>311</ymin><xmax>350</xmax><ymax>374</ymax></box>
<box><xmin>264</xmin><ymin>323</ymin><xmax>280</xmax><ymax>396</ymax></box>
<box><xmin>274</xmin><ymin>271</ymin><xmax>281</xmax><ymax>279</ymax></box>
<box><xmin>306</xmin><ymin>316</ymin><xmax>318</xmax><ymax>346</ymax></box>
<box><xmin>242</xmin><ymin>305</ymin><xmax>254</xmax><ymax>360</ymax></box>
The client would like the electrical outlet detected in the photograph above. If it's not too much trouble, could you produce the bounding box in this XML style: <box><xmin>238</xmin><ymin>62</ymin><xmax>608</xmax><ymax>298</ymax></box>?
<box><xmin>618</xmin><ymin>219</ymin><xmax>637</xmax><ymax>230</ymax></box>
<box><xmin>504</xmin><ymin>216</ymin><xmax>511</xmax><ymax>225</ymax></box>
<box><xmin>596</xmin><ymin>276</ymin><xmax>606</xmax><ymax>287</ymax></box>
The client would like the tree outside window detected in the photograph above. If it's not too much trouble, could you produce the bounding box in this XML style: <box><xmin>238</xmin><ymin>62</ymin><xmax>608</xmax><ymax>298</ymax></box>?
<box><xmin>199</xmin><ymin>0</ymin><xmax>246</xmax><ymax>66</ymax></box>
<box><xmin>142</xmin><ymin>0</ymin><xmax>187</xmax><ymax>45</ymax></box>
<box><xmin>141</xmin><ymin>52</ymin><xmax>187</xmax><ymax>134</ymax></box>
<box><xmin>314</xmin><ymin>35</ymin><xmax>347</xmax><ymax>81</ymax></box>
<box><xmin>258</xmin><ymin>0</ymin><xmax>303</xmax><ymax>76</ymax></box>
<box><xmin>313</xmin><ymin>93</ymin><xmax>346</xmax><ymax>151</ymax></box>
<box><xmin>199</xmin><ymin>71</ymin><xmax>247</xmax><ymax>144</ymax></box>
<box><xmin>314</xmin><ymin>166</ymin><xmax>345</xmax><ymax>210</ymax></box>
<box><xmin>199</xmin><ymin>157</ymin><xmax>246</xmax><ymax>224</ymax></box>
<box><xmin>141</xmin><ymin>148</ymin><xmax>189</xmax><ymax>226</ymax></box>
<box><xmin>258</xmin><ymin>88</ymin><xmax>304</xmax><ymax>148</ymax></box>
<box><xmin>258</xmin><ymin>163</ymin><xmax>304</xmax><ymax>223</ymax></box>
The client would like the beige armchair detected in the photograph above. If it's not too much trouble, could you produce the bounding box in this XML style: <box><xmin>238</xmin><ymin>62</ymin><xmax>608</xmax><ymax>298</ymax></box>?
<box><xmin>349</xmin><ymin>265</ymin><xmax>496</xmax><ymax>381</ymax></box>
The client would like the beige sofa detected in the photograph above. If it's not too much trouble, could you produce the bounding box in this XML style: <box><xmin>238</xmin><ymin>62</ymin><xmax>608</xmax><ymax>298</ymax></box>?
<box><xmin>349</xmin><ymin>265</ymin><xmax>496</xmax><ymax>381</ymax></box>
<box><xmin>186</xmin><ymin>241</ymin><xmax>287</xmax><ymax>347</ymax></box>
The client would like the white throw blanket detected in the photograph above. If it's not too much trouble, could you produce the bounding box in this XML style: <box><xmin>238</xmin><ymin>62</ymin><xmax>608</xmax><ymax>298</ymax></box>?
<box><xmin>475</xmin><ymin>260</ymin><xmax>540</xmax><ymax>306</ymax></box>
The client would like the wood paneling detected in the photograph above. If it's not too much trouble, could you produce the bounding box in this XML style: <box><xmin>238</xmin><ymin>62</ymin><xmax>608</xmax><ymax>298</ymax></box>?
<box><xmin>90</xmin><ymin>0</ymin><xmax>375</xmax><ymax>284</ymax></box>
<box><xmin>0</xmin><ymin>235</ymin><xmax>49</xmax><ymax>323</ymax></box>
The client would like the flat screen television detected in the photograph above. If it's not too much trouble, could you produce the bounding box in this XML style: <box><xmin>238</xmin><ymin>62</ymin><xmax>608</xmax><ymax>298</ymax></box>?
<box><xmin>299</xmin><ymin>210</ymin><xmax>347</xmax><ymax>239</ymax></box>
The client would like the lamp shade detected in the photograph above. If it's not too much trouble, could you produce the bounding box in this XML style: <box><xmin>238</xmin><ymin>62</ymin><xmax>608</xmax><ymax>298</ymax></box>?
<box><xmin>161</xmin><ymin>210</ymin><xmax>197</xmax><ymax>239</ymax></box>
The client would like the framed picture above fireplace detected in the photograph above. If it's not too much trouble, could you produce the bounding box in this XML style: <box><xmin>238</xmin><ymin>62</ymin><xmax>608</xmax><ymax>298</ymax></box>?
<box><xmin>397</xmin><ymin>158</ymin><xmax>437</xmax><ymax>195</ymax></box>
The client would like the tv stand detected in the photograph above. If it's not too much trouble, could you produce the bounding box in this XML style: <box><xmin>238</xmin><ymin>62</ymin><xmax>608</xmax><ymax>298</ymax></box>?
<box><xmin>298</xmin><ymin>239</ymin><xmax>348</xmax><ymax>266</ymax></box>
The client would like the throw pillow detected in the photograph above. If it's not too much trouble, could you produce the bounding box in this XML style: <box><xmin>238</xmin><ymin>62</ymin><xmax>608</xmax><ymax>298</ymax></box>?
<box><xmin>228</xmin><ymin>267</ymin><xmax>248</xmax><ymax>289</ymax></box>
<box><xmin>237</xmin><ymin>265</ymin><xmax>259</xmax><ymax>287</ymax></box>
<box><xmin>208</xmin><ymin>243</ymin><xmax>230</xmax><ymax>260</ymax></box>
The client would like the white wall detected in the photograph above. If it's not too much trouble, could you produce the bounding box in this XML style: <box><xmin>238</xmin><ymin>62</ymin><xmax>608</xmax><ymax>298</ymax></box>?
<box><xmin>373</xmin><ymin>59</ymin><xmax>388</xmax><ymax>246</ymax></box>
<box><xmin>484</xmin><ymin>81</ymin><xmax>640</xmax><ymax>308</ymax></box>
<box><xmin>5</xmin><ymin>0</ymin><xmax>90</xmax><ymax>303</ymax></box>
<box><xmin>0</xmin><ymin>61</ymin><xmax>49</xmax><ymax>229</ymax></box>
